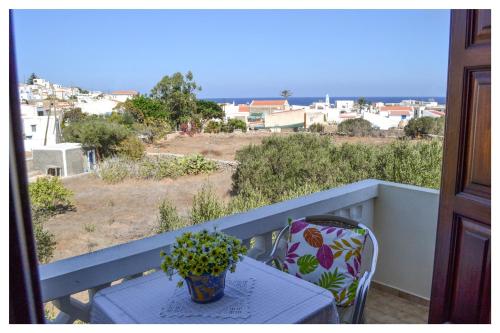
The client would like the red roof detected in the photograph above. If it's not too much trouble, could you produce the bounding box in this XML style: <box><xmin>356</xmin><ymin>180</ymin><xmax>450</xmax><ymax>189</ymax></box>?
<box><xmin>238</xmin><ymin>104</ymin><xmax>250</xmax><ymax>112</ymax></box>
<box><xmin>250</xmin><ymin>100</ymin><xmax>288</xmax><ymax>106</ymax></box>
<box><xmin>111</xmin><ymin>90</ymin><xmax>139</xmax><ymax>95</ymax></box>
<box><xmin>380</xmin><ymin>106</ymin><xmax>412</xmax><ymax>112</ymax></box>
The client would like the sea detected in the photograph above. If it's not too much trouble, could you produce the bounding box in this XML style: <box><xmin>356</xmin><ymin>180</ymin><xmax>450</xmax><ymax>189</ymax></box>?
<box><xmin>205</xmin><ymin>96</ymin><xmax>446</xmax><ymax>106</ymax></box>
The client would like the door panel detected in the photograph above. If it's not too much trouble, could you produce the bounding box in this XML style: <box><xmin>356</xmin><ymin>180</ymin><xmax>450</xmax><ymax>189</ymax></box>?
<box><xmin>429</xmin><ymin>10</ymin><xmax>491</xmax><ymax>324</ymax></box>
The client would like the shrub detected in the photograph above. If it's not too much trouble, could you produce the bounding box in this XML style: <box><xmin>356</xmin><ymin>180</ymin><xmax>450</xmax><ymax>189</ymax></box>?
<box><xmin>404</xmin><ymin>116</ymin><xmax>445</xmax><ymax>138</ymax></box>
<box><xmin>226</xmin><ymin>119</ymin><xmax>247</xmax><ymax>132</ymax></box>
<box><xmin>29</xmin><ymin>177</ymin><xmax>73</xmax><ymax>213</ymax></box>
<box><xmin>63</xmin><ymin>118</ymin><xmax>131</xmax><ymax>160</ymax></box>
<box><xmin>337</xmin><ymin>118</ymin><xmax>373</xmax><ymax>136</ymax></box>
<box><xmin>190</xmin><ymin>184</ymin><xmax>227</xmax><ymax>225</ymax></box>
<box><xmin>33</xmin><ymin>220</ymin><xmax>57</xmax><ymax>264</ymax></box>
<box><xmin>226</xmin><ymin>190</ymin><xmax>271</xmax><ymax>215</ymax></box>
<box><xmin>31</xmin><ymin>209</ymin><xmax>57</xmax><ymax>264</ymax></box>
<box><xmin>309</xmin><ymin>123</ymin><xmax>325</xmax><ymax>133</ymax></box>
<box><xmin>177</xmin><ymin>154</ymin><xmax>217</xmax><ymax>175</ymax></box>
<box><xmin>204</xmin><ymin>120</ymin><xmax>222</xmax><ymax>133</ymax></box>
<box><xmin>117</xmin><ymin>136</ymin><xmax>145</xmax><ymax>160</ymax></box>
<box><xmin>97</xmin><ymin>157</ymin><xmax>134</xmax><ymax>183</ymax></box>
<box><xmin>232</xmin><ymin>134</ymin><xmax>443</xmax><ymax>203</ymax></box>
<box><xmin>376</xmin><ymin>140</ymin><xmax>443</xmax><ymax>189</ymax></box>
<box><xmin>155</xmin><ymin>199</ymin><xmax>187</xmax><ymax>233</ymax></box>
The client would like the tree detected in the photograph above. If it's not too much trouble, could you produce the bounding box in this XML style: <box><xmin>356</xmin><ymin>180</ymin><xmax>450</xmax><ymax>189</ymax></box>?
<box><xmin>115</xmin><ymin>95</ymin><xmax>169</xmax><ymax>124</ymax></box>
<box><xmin>196</xmin><ymin>100</ymin><xmax>225</xmax><ymax>123</ymax></box>
<box><xmin>281</xmin><ymin>89</ymin><xmax>293</xmax><ymax>99</ymax></box>
<box><xmin>337</xmin><ymin>118</ymin><xmax>373</xmax><ymax>136</ymax></box>
<box><xmin>357</xmin><ymin>97</ymin><xmax>368</xmax><ymax>110</ymax></box>
<box><xmin>27</xmin><ymin>73</ymin><xmax>38</xmax><ymax>85</ymax></box>
<box><xmin>404</xmin><ymin>116</ymin><xmax>445</xmax><ymax>138</ymax></box>
<box><xmin>61</xmin><ymin>108</ymin><xmax>87</xmax><ymax>128</ymax></box>
<box><xmin>77</xmin><ymin>87</ymin><xmax>89</xmax><ymax>94</ymax></box>
<box><xmin>62</xmin><ymin>118</ymin><xmax>131</xmax><ymax>161</ymax></box>
<box><xmin>226</xmin><ymin>119</ymin><xmax>247</xmax><ymax>132</ymax></box>
<box><xmin>150</xmin><ymin>71</ymin><xmax>201</xmax><ymax>126</ymax></box>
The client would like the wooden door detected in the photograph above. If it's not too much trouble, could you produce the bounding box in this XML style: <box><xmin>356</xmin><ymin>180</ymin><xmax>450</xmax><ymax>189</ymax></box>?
<box><xmin>429</xmin><ymin>9</ymin><xmax>491</xmax><ymax>324</ymax></box>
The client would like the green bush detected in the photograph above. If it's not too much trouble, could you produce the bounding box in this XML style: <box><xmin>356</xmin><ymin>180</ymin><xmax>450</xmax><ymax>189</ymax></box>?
<box><xmin>177</xmin><ymin>154</ymin><xmax>217</xmax><ymax>175</ymax></box>
<box><xmin>404</xmin><ymin>116</ymin><xmax>445</xmax><ymax>138</ymax></box>
<box><xmin>376</xmin><ymin>140</ymin><xmax>443</xmax><ymax>189</ymax></box>
<box><xmin>190</xmin><ymin>184</ymin><xmax>227</xmax><ymax>225</ymax></box>
<box><xmin>226</xmin><ymin>119</ymin><xmax>247</xmax><ymax>132</ymax></box>
<box><xmin>31</xmin><ymin>210</ymin><xmax>57</xmax><ymax>264</ymax></box>
<box><xmin>62</xmin><ymin>118</ymin><xmax>131</xmax><ymax>160</ymax></box>
<box><xmin>337</xmin><ymin>118</ymin><xmax>373</xmax><ymax>136</ymax></box>
<box><xmin>117</xmin><ymin>136</ymin><xmax>145</xmax><ymax>160</ymax></box>
<box><xmin>308</xmin><ymin>123</ymin><xmax>325</xmax><ymax>133</ymax></box>
<box><xmin>138</xmin><ymin>157</ymin><xmax>183</xmax><ymax>180</ymax></box>
<box><xmin>155</xmin><ymin>199</ymin><xmax>187</xmax><ymax>233</ymax></box>
<box><xmin>97</xmin><ymin>154</ymin><xmax>217</xmax><ymax>183</ymax></box>
<box><xmin>29</xmin><ymin>177</ymin><xmax>74</xmax><ymax>213</ymax></box>
<box><xmin>97</xmin><ymin>158</ymin><xmax>134</xmax><ymax>183</ymax></box>
<box><xmin>204</xmin><ymin>120</ymin><xmax>222</xmax><ymax>133</ymax></box>
<box><xmin>232</xmin><ymin>134</ymin><xmax>443</xmax><ymax>203</ymax></box>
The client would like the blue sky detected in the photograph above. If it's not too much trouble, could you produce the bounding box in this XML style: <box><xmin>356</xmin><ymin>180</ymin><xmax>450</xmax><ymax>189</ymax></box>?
<box><xmin>12</xmin><ymin>10</ymin><xmax>450</xmax><ymax>97</ymax></box>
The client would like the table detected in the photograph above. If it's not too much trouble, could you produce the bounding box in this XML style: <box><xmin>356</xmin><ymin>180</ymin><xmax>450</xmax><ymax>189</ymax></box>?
<box><xmin>91</xmin><ymin>257</ymin><xmax>338</xmax><ymax>324</ymax></box>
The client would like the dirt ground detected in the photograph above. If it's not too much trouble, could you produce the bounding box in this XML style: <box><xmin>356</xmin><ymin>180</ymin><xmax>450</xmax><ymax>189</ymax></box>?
<box><xmin>46</xmin><ymin>170</ymin><xmax>233</xmax><ymax>261</ymax></box>
<box><xmin>146</xmin><ymin>132</ymin><xmax>396</xmax><ymax>160</ymax></box>
<box><xmin>45</xmin><ymin>132</ymin><xmax>396</xmax><ymax>262</ymax></box>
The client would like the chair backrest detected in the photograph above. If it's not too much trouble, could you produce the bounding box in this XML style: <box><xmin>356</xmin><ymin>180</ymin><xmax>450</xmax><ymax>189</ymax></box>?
<box><xmin>279</xmin><ymin>214</ymin><xmax>378</xmax><ymax>323</ymax></box>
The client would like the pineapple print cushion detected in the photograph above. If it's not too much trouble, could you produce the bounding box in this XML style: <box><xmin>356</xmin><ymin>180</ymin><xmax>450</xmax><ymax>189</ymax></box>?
<box><xmin>284</xmin><ymin>218</ymin><xmax>367</xmax><ymax>307</ymax></box>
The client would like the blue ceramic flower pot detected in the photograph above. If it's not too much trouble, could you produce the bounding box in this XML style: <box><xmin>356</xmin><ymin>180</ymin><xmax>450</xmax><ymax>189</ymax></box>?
<box><xmin>185</xmin><ymin>270</ymin><xmax>227</xmax><ymax>303</ymax></box>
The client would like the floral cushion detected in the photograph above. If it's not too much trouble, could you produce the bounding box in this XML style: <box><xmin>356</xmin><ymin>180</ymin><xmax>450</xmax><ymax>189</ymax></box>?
<box><xmin>283</xmin><ymin>218</ymin><xmax>367</xmax><ymax>307</ymax></box>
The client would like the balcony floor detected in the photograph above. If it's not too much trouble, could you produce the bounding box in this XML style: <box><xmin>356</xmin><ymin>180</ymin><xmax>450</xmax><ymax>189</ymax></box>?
<box><xmin>365</xmin><ymin>287</ymin><xmax>429</xmax><ymax>324</ymax></box>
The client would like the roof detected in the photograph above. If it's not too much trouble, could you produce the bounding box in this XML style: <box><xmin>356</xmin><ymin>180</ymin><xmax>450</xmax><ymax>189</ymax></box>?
<box><xmin>388</xmin><ymin>110</ymin><xmax>412</xmax><ymax>116</ymax></box>
<box><xmin>238</xmin><ymin>104</ymin><xmax>250</xmax><ymax>112</ymax></box>
<box><xmin>380</xmin><ymin>106</ymin><xmax>413</xmax><ymax>111</ymax></box>
<box><xmin>340</xmin><ymin>113</ymin><xmax>359</xmax><ymax>119</ymax></box>
<box><xmin>250</xmin><ymin>100</ymin><xmax>288</xmax><ymax>106</ymax></box>
<box><xmin>111</xmin><ymin>90</ymin><xmax>139</xmax><ymax>96</ymax></box>
<box><xmin>429</xmin><ymin>110</ymin><xmax>445</xmax><ymax>116</ymax></box>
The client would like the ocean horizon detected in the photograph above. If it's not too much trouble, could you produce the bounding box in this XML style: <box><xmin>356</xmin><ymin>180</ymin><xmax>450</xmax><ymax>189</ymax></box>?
<box><xmin>205</xmin><ymin>96</ymin><xmax>446</xmax><ymax>106</ymax></box>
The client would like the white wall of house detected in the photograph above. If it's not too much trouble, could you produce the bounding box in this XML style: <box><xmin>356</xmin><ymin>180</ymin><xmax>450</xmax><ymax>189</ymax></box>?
<box><xmin>75</xmin><ymin>99</ymin><xmax>118</xmax><ymax>115</ymax></box>
<box><xmin>335</xmin><ymin>100</ymin><xmax>354</xmax><ymax>110</ymax></box>
<box><xmin>362</xmin><ymin>112</ymin><xmax>401</xmax><ymax>130</ymax></box>
<box><xmin>22</xmin><ymin>115</ymin><xmax>59</xmax><ymax>151</ymax></box>
<box><xmin>372</xmin><ymin>183</ymin><xmax>439</xmax><ymax>300</ymax></box>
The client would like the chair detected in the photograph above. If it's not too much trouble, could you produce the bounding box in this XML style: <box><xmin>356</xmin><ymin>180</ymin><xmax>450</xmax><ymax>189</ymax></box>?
<box><xmin>264</xmin><ymin>214</ymin><xmax>378</xmax><ymax>324</ymax></box>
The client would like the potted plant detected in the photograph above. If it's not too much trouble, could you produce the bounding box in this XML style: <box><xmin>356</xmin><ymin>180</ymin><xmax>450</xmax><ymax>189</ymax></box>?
<box><xmin>160</xmin><ymin>229</ymin><xmax>247</xmax><ymax>303</ymax></box>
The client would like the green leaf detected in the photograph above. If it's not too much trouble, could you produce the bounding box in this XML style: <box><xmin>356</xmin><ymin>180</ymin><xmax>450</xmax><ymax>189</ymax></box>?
<box><xmin>347</xmin><ymin>279</ymin><xmax>359</xmax><ymax>303</ymax></box>
<box><xmin>297</xmin><ymin>254</ymin><xmax>319</xmax><ymax>275</ymax></box>
<box><xmin>316</xmin><ymin>268</ymin><xmax>345</xmax><ymax>292</ymax></box>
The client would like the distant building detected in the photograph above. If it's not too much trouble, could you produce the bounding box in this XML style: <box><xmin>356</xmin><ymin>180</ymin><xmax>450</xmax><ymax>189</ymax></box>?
<box><xmin>110</xmin><ymin>90</ymin><xmax>139</xmax><ymax>102</ymax></box>
<box><xmin>335</xmin><ymin>100</ymin><xmax>354</xmax><ymax>111</ymax></box>
<box><xmin>249</xmin><ymin>100</ymin><xmax>290</xmax><ymax>115</ymax></box>
<box><xmin>75</xmin><ymin>99</ymin><xmax>118</xmax><ymax>116</ymax></box>
<box><xmin>379</xmin><ymin>106</ymin><xmax>414</xmax><ymax>120</ymax></box>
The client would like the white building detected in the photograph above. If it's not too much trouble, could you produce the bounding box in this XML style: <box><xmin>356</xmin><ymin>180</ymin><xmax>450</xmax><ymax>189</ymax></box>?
<box><xmin>75</xmin><ymin>99</ymin><xmax>118</xmax><ymax>116</ymax></box>
<box><xmin>109</xmin><ymin>90</ymin><xmax>139</xmax><ymax>102</ymax></box>
<box><xmin>335</xmin><ymin>100</ymin><xmax>354</xmax><ymax>111</ymax></box>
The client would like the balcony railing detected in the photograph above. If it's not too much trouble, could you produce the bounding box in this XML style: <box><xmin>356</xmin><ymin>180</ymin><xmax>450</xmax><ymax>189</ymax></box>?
<box><xmin>38</xmin><ymin>179</ymin><xmax>439</xmax><ymax>323</ymax></box>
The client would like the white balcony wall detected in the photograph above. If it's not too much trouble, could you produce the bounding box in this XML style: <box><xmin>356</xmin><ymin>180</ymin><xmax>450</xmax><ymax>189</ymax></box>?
<box><xmin>38</xmin><ymin>179</ymin><xmax>439</xmax><ymax>323</ymax></box>
<box><xmin>372</xmin><ymin>182</ymin><xmax>439</xmax><ymax>300</ymax></box>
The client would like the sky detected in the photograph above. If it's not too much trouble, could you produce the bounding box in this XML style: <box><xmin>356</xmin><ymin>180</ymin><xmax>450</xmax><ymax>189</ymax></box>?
<box><xmin>12</xmin><ymin>10</ymin><xmax>450</xmax><ymax>98</ymax></box>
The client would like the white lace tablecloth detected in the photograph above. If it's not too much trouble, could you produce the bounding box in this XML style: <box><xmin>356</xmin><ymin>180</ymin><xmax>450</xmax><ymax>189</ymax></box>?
<box><xmin>160</xmin><ymin>278</ymin><xmax>255</xmax><ymax>319</ymax></box>
<box><xmin>91</xmin><ymin>257</ymin><xmax>338</xmax><ymax>324</ymax></box>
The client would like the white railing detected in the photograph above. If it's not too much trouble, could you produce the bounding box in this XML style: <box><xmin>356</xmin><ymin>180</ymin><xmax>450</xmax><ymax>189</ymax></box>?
<box><xmin>38</xmin><ymin>179</ymin><xmax>439</xmax><ymax>323</ymax></box>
